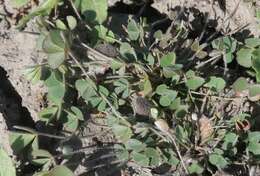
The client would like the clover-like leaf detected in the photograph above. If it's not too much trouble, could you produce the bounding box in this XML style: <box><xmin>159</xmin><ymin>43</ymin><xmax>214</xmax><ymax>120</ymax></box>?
<box><xmin>188</xmin><ymin>163</ymin><xmax>204</xmax><ymax>174</ymax></box>
<box><xmin>127</xmin><ymin>18</ymin><xmax>140</xmax><ymax>41</ymax></box>
<box><xmin>43</xmin><ymin>30</ymin><xmax>67</xmax><ymax>69</ymax></box>
<box><xmin>16</xmin><ymin>0</ymin><xmax>59</xmax><ymax>29</ymax></box>
<box><xmin>160</xmin><ymin>52</ymin><xmax>176</xmax><ymax>67</ymax></box>
<box><xmin>114</xmin><ymin>78</ymin><xmax>130</xmax><ymax>98</ymax></box>
<box><xmin>131</xmin><ymin>151</ymin><xmax>149</xmax><ymax>166</ymax></box>
<box><xmin>76</xmin><ymin>78</ymin><xmax>97</xmax><ymax>101</ymax></box>
<box><xmin>112</xmin><ymin>124</ymin><xmax>133</xmax><ymax>143</ymax></box>
<box><xmin>205</xmin><ymin>76</ymin><xmax>226</xmax><ymax>92</ymax></box>
<box><xmin>236</xmin><ymin>48</ymin><xmax>253</xmax><ymax>68</ymax></box>
<box><xmin>9</xmin><ymin>132</ymin><xmax>36</xmax><ymax>154</ymax></box>
<box><xmin>94</xmin><ymin>25</ymin><xmax>115</xmax><ymax>43</ymax></box>
<box><xmin>125</xmin><ymin>139</ymin><xmax>146</xmax><ymax>152</ymax></box>
<box><xmin>232</xmin><ymin>77</ymin><xmax>248</xmax><ymax>93</ymax></box>
<box><xmin>156</xmin><ymin>84</ymin><xmax>177</xmax><ymax>107</ymax></box>
<box><xmin>44</xmin><ymin>72</ymin><xmax>65</xmax><ymax>105</ymax></box>
<box><xmin>23</xmin><ymin>66</ymin><xmax>42</xmax><ymax>85</ymax></box>
<box><xmin>144</xmin><ymin>147</ymin><xmax>161</xmax><ymax>166</ymax></box>
<box><xmin>120</xmin><ymin>42</ymin><xmax>137</xmax><ymax>61</ymax></box>
<box><xmin>245</xmin><ymin>38</ymin><xmax>260</xmax><ymax>48</ymax></box>
<box><xmin>42</xmin><ymin>165</ymin><xmax>74</xmax><ymax>176</ymax></box>
<box><xmin>248</xmin><ymin>84</ymin><xmax>260</xmax><ymax>102</ymax></box>
<box><xmin>29</xmin><ymin>149</ymin><xmax>53</xmax><ymax>165</ymax></box>
<box><xmin>186</xmin><ymin>76</ymin><xmax>205</xmax><ymax>90</ymax></box>
<box><xmin>209</xmin><ymin>153</ymin><xmax>228</xmax><ymax>168</ymax></box>
<box><xmin>81</xmin><ymin>0</ymin><xmax>108</xmax><ymax>24</ymax></box>
<box><xmin>66</xmin><ymin>15</ymin><xmax>77</xmax><ymax>30</ymax></box>
<box><xmin>248</xmin><ymin>142</ymin><xmax>260</xmax><ymax>155</ymax></box>
<box><xmin>38</xmin><ymin>106</ymin><xmax>58</xmax><ymax>122</ymax></box>
<box><xmin>0</xmin><ymin>148</ymin><xmax>16</xmax><ymax>176</ymax></box>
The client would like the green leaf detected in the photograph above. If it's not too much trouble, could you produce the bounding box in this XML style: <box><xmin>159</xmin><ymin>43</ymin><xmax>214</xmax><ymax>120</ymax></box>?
<box><xmin>156</xmin><ymin>84</ymin><xmax>177</xmax><ymax>107</ymax></box>
<box><xmin>175</xmin><ymin>125</ymin><xmax>188</xmax><ymax>143</ymax></box>
<box><xmin>162</xmin><ymin>148</ymin><xmax>179</xmax><ymax>165</ymax></box>
<box><xmin>111</xmin><ymin>60</ymin><xmax>124</xmax><ymax>70</ymax></box>
<box><xmin>0</xmin><ymin>148</ymin><xmax>16</xmax><ymax>176</ymax></box>
<box><xmin>43</xmin><ymin>34</ymin><xmax>63</xmax><ymax>54</ymax></box>
<box><xmin>252</xmin><ymin>49</ymin><xmax>260</xmax><ymax>82</ymax></box>
<box><xmin>63</xmin><ymin>114</ymin><xmax>79</xmax><ymax>132</ymax></box>
<box><xmin>236</xmin><ymin>48</ymin><xmax>253</xmax><ymax>68</ymax></box>
<box><xmin>156</xmin><ymin>84</ymin><xmax>168</xmax><ymax>95</ymax></box>
<box><xmin>209</xmin><ymin>153</ymin><xmax>228</xmax><ymax>168</ymax></box>
<box><xmin>144</xmin><ymin>148</ymin><xmax>161</xmax><ymax>166</ymax></box>
<box><xmin>188</xmin><ymin>163</ymin><xmax>204</xmax><ymax>174</ymax></box>
<box><xmin>66</xmin><ymin>16</ymin><xmax>77</xmax><ymax>30</ymax></box>
<box><xmin>29</xmin><ymin>149</ymin><xmax>52</xmax><ymax>165</ymax></box>
<box><xmin>70</xmin><ymin>106</ymin><xmax>84</xmax><ymax>120</ymax></box>
<box><xmin>125</xmin><ymin>139</ymin><xmax>146</xmax><ymax>152</ymax></box>
<box><xmin>222</xmin><ymin>132</ymin><xmax>238</xmax><ymax>150</ymax></box>
<box><xmin>47</xmin><ymin>52</ymin><xmax>66</xmax><ymax>69</ymax></box>
<box><xmin>131</xmin><ymin>151</ymin><xmax>149</xmax><ymax>166</ymax></box>
<box><xmin>23</xmin><ymin>66</ymin><xmax>42</xmax><ymax>85</ymax></box>
<box><xmin>45</xmin><ymin>72</ymin><xmax>65</xmax><ymax>105</ymax></box>
<box><xmin>81</xmin><ymin>0</ymin><xmax>108</xmax><ymax>24</ymax></box>
<box><xmin>44</xmin><ymin>165</ymin><xmax>73</xmax><ymax>176</ymax></box>
<box><xmin>16</xmin><ymin>0</ymin><xmax>59</xmax><ymax>29</ymax></box>
<box><xmin>162</xmin><ymin>65</ymin><xmax>182</xmax><ymax>78</ymax></box>
<box><xmin>94</xmin><ymin>25</ymin><xmax>115</xmax><ymax>43</ymax></box>
<box><xmin>248</xmin><ymin>131</ymin><xmax>260</xmax><ymax>143</ymax></box>
<box><xmin>186</xmin><ymin>76</ymin><xmax>205</xmax><ymax>90</ymax></box>
<box><xmin>146</xmin><ymin>53</ymin><xmax>155</xmax><ymax>65</ymax></box>
<box><xmin>159</xmin><ymin>96</ymin><xmax>172</xmax><ymax>107</ymax></box>
<box><xmin>205</xmin><ymin>76</ymin><xmax>226</xmax><ymax>92</ymax></box>
<box><xmin>75</xmin><ymin>78</ymin><xmax>97</xmax><ymax>101</ymax></box>
<box><xmin>153</xmin><ymin>30</ymin><xmax>163</xmax><ymax>40</ymax></box>
<box><xmin>112</xmin><ymin>124</ymin><xmax>133</xmax><ymax>143</ymax></box>
<box><xmin>56</xmin><ymin>19</ymin><xmax>67</xmax><ymax>30</ymax></box>
<box><xmin>169</xmin><ymin>97</ymin><xmax>181</xmax><ymax>110</ymax></box>
<box><xmin>245</xmin><ymin>38</ymin><xmax>260</xmax><ymax>48</ymax></box>
<box><xmin>160</xmin><ymin>52</ymin><xmax>176</xmax><ymax>67</ymax></box>
<box><xmin>63</xmin><ymin>107</ymin><xmax>83</xmax><ymax>132</ymax></box>
<box><xmin>114</xmin><ymin>144</ymin><xmax>129</xmax><ymax>161</ymax></box>
<box><xmin>142</xmin><ymin>77</ymin><xmax>152</xmax><ymax>96</ymax></box>
<box><xmin>232</xmin><ymin>77</ymin><xmax>248</xmax><ymax>92</ymax></box>
<box><xmin>9</xmin><ymin>132</ymin><xmax>36</xmax><ymax>154</ymax></box>
<box><xmin>127</xmin><ymin>18</ymin><xmax>140</xmax><ymax>40</ymax></box>
<box><xmin>248</xmin><ymin>142</ymin><xmax>260</xmax><ymax>155</ymax></box>
<box><xmin>114</xmin><ymin>78</ymin><xmax>130</xmax><ymax>98</ymax></box>
<box><xmin>120</xmin><ymin>42</ymin><xmax>137</xmax><ymax>61</ymax></box>
<box><xmin>212</xmin><ymin>36</ymin><xmax>237</xmax><ymax>52</ymax></box>
<box><xmin>43</xmin><ymin>30</ymin><xmax>66</xmax><ymax>69</ymax></box>
<box><xmin>248</xmin><ymin>84</ymin><xmax>260</xmax><ymax>101</ymax></box>
<box><xmin>38</xmin><ymin>106</ymin><xmax>58</xmax><ymax>122</ymax></box>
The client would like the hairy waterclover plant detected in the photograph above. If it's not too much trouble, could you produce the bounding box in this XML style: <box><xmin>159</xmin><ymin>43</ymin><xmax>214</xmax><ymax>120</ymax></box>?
<box><xmin>5</xmin><ymin>0</ymin><xmax>260</xmax><ymax>175</ymax></box>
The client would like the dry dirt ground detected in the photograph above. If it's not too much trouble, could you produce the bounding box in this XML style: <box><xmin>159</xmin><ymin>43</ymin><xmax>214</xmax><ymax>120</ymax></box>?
<box><xmin>0</xmin><ymin>0</ymin><xmax>260</xmax><ymax>175</ymax></box>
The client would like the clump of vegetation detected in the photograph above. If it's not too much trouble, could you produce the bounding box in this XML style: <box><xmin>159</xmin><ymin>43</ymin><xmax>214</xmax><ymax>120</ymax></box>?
<box><xmin>2</xmin><ymin>0</ymin><xmax>260</xmax><ymax>175</ymax></box>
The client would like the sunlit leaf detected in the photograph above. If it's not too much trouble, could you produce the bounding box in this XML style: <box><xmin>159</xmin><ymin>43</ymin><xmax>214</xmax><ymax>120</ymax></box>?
<box><xmin>131</xmin><ymin>151</ymin><xmax>149</xmax><ymax>166</ymax></box>
<box><xmin>127</xmin><ymin>18</ymin><xmax>140</xmax><ymax>40</ymax></box>
<box><xmin>66</xmin><ymin>16</ymin><xmax>77</xmax><ymax>30</ymax></box>
<box><xmin>9</xmin><ymin>132</ymin><xmax>36</xmax><ymax>154</ymax></box>
<box><xmin>160</xmin><ymin>52</ymin><xmax>176</xmax><ymax>67</ymax></box>
<box><xmin>236</xmin><ymin>48</ymin><xmax>253</xmax><ymax>68</ymax></box>
<box><xmin>81</xmin><ymin>0</ymin><xmax>108</xmax><ymax>24</ymax></box>
<box><xmin>0</xmin><ymin>148</ymin><xmax>16</xmax><ymax>176</ymax></box>
<box><xmin>186</xmin><ymin>76</ymin><xmax>205</xmax><ymax>90</ymax></box>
